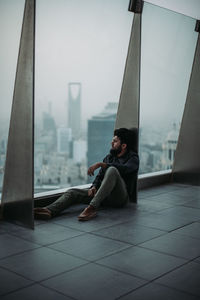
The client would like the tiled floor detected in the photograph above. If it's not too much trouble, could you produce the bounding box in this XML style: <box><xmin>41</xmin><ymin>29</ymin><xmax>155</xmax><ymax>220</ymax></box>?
<box><xmin>0</xmin><ymin>183</ymin><xmax>200</xmax><ymax>299</ymax></box>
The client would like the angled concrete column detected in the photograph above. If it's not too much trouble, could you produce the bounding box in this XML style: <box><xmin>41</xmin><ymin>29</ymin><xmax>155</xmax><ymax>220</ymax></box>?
<box><xmin>115</xmin><ymin>1</ymin><xmax>143</xmax><ymax>203</ymax></box>
<box><xmin>172</xmin><ymin>28</ymin><xmax>200</xmax><ymax>185</ymax></box>
<box><xmin>115</xmin><ymin>12</ymin><xmax>141</xmax><ymax>130</ymax></box>
<box><xmin>1</xmin><ymin>0</ymin><xmax>35</xmax><ymax>228</ymax></box>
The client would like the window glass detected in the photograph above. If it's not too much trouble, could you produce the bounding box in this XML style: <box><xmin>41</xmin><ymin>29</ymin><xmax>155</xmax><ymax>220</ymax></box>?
<box><xmin>35</xmin><ymin>0</ymin><xmax>132</xmax><ymax>192</ymax></box>
<box><xmin>0</xmin><ymin>0</ymin><xmax>25</xmax><ymax>200</ymax></box>
<box><xmin>139</xmin><ymin>3</ymin><xmax>198</xmax><ymax>174</ymax></box>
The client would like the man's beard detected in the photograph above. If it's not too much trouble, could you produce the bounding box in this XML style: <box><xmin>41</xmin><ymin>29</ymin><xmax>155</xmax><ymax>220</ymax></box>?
<box><xmin>110</xmin><ymin>145</ymin><xmax>122</xmax><ymax>156</ymax></box>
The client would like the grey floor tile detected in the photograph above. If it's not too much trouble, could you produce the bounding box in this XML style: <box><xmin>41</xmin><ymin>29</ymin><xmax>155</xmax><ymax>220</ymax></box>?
<box><xmin>97</xmin><ymin>246</ymin><xmax>185</xmax><ymax>280</ymax></box>
<box><xmin>93</xmin><ymin>223</ymin><xmax>165</xmax><ymax>245</ymax></box>
<box><xmin>12</xmin><ymin>222</ymin><xmax>84</xmax><ymax>245</ymax></box>
<box><xmin>156</xmin><ymin>206</ymin><xmax>200</xmax><ymax>222</ymax></box>
<box><xmin>0</xmin><ymin>233</ymin><xmax>40</xmax><ymax>259</ymax></box>
<box><xmin>42</xmin><ymin>263</ymin><xmax>146</xmax><ymax>300</ymax></box>
<box><xmin>172</xmin><ymin>222</ymin><xmax>200</xmax><ymax>240</ymax></box>
<box><xmin>136</xmin><ymin>199</ymin><xmax>174</xmax><ymax>213</ymax></box>
<box><xmin>0</xmin><ymin>221</ymin><xmax>26</xmax><ymax>233</ymax></box>
<box><xmin>138</xmin><ymin>184</ymin><xmax>185</xmax><ymax>199</ymax></box>
<box><xmin>183</xmin><ymin>199</ymin><xmax>200</xmax><ymax>209</ymax></box>
<box><xmin>48</xmin><ymin>233</ymin><xmax>130</xmax><ymax>261</ymax></box>
<box><xmin>144</xmin><ymin>192</ymin><xmax>190</xmax><ymax>205</ymax></box>
<box><xmin>194</xmin><ymin>256</ymin><xmax>200</xmax><ymax>264</ymax></box>
<box><xmin>168</xmin><ymin>188</ymin><xmax>200</xmax><ymax>199</ymax></box>
<box><xmin>119</xmin><ymin>282</ymin><xmax>200</xmax><ymax>300</ymax></box>
<box><xmin>0</xmin><ymin>267</ymin><xmax>33</xmax><ymax>296</ymax></box>
<box><xmin>126</xmin><ymin>213</ymin><xmax>192</xmax><ymax>232</ymax></box>
<box><xmin>156</xmin><ymin>262</ymin><xmax>200</xmax><ymax>297</ymax></box>
<box><xmin>53</xmin><ymin>214</ymin><xmax>121</xmax><ymax>232</ymax></box>
<box><xmin>0</xmin><ymin>247</ymin><xmax>87</xmax><ymax>281</ymax></box>
<box><xmin>140</xmin><ymin>232</ymin><xmax>200</xmax><ymax>259</ymax></box>
<box><xmin>0</xmin><ymin>284</ymin><xmax>72</xmax><ymax>300</ymax></box>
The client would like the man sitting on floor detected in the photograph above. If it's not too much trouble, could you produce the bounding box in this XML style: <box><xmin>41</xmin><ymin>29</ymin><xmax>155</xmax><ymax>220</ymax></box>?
<box><xmin>34</xmin><ymin>128</ymin><xmax>139</xmax><ymax>221</ymax></box>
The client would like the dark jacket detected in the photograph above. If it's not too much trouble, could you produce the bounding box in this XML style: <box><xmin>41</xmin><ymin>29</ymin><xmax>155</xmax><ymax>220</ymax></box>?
<box><xmin>92</xmin><ymin>150</ymin><xmax>139</xmax><ymax>200</ymax></box>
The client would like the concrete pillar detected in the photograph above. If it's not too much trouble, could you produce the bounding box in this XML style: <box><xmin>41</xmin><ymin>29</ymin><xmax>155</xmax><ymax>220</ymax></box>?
<box><xmin>115</xmin><ymin>1</ymin><xmax>143</xmax><ymax>203</ymax></box>
<box><xmin>1</xmin><ymin>0</ymin><xmax>35</xmax><ymax>228</ymax></box>
<box><xmin>172</xmin><ymin>24</ymin><xmax>200</xmax><ymax>185</ymax></box>
<box><xmin>115</xmin><ymin>12</ymin><xmax>141</xmax><ymax>130</ymax></box>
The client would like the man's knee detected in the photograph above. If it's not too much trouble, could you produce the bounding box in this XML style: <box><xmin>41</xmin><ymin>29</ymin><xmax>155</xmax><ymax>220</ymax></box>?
<box><xmin>105</xmin><ymin>166</ymin><xmax>120</xmax><ymax>179</ymax></box>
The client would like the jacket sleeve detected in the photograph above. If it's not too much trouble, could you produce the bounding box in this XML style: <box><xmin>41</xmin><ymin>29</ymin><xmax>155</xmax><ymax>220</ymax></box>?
<box><xmin>106</xmin><ymin>152</ymin><xmax>139</xmax><ymax>177</ymax></box>
<box><xmin>91</xmin><ymin>156</ymin><xmax>109</xmax><ymax>190</ymax></box>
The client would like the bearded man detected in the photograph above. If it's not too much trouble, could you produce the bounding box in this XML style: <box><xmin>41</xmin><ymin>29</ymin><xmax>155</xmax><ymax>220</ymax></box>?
<box><xmin>34</xmin><ymin>128</ymin><xmax>139</xmax><ymax>221</ymax></box>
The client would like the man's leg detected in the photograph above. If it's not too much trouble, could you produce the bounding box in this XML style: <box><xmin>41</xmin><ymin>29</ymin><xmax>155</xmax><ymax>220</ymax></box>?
<box><xmin>34</xmin><ymin>188</ymin><xmax>91</xmax><ymax>219</ymax></box>
<box><xmin>90</xmin><ymin>166</ymin><xmax>129</xmax><ymax>208</ymax></box>
<box><xmin>78</xmin><ymin>167</ymin><xmax>129</xmax><ymax>220</ymax></box>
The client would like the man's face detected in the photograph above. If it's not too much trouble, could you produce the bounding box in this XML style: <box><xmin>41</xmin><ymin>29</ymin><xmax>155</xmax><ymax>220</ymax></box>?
<box><xmin>110</xmin><ymin>136</ymin><xmax>122</xmax><ymax>156</ymax></box>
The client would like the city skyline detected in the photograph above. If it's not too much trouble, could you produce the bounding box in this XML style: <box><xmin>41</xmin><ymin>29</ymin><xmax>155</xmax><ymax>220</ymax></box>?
<box><xmin>0</xmin><ymin>0</ymin><xmax>198</xmax><ymax>195</ymax></box>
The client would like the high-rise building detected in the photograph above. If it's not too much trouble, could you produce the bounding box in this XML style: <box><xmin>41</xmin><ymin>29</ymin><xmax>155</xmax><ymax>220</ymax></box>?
<box><xmin>87</xmin><ymin>102</ymin><xmax>118</xmax><ymax>177</ymax></box>
<box><xmin>162</xmin><ymin>123</ymin><xmax>179</xmax><ymax>169</ymax></box>
<box><xmin>68</xmin><ymin>82</ymin><xmax>81</xmax><ymax>140</ymax></box>
<box><xmin>73</xmin><ymin>140</ymin><xmax>87</xmax><ymax>163</ymax></box>
<box><xmin>57</xmin><ymin>127</ymin><xmax>72</xmax><ymax>156</ymax></box>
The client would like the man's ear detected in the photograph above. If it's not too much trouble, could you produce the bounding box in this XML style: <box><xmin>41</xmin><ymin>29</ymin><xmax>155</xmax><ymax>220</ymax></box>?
<box><xmin>122</xmin><ymin>143</ymin><xmax>127</xmax><ymax>150</ymax></box>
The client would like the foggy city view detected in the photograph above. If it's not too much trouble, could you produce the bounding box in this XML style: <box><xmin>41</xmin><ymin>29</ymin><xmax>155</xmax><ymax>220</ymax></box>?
<box><xmin>0</xmin><ymin>0</ymin><xmax>198</xmax><ymax>197</ymax></box>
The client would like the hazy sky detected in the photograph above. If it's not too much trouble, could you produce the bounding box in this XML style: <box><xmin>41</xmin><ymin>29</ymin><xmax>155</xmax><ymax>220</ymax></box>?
<box><xmin>0</xmin><ymin>0</ymin><xmax>198</xmax><ymax>133</ymax></box>
<box><xmin>0</xmin><ymin>0</ymin><xmax>132</xmax><ymax>129</ymax></box>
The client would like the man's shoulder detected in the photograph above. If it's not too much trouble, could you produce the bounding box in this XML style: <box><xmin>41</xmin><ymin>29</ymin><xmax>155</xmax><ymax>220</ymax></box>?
<box><xmin>103</xmin><ymin>153</ymin><xmax>113</xmax><ymax>162</ymax></box>
<box><xmin>128</xmin><ymin>150</ymin><xmax>138</xmax><ymax>157</ymax></box>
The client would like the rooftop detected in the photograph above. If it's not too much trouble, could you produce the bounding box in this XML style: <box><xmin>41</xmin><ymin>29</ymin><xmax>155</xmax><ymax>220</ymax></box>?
<box><xmin>0</xmin><ymin>183</ymin><xmax>200</xmax><ymax>299</ymax></box>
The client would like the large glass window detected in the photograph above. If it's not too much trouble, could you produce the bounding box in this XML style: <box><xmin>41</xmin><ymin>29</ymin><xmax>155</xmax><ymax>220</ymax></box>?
<box><xmin>35</xmin><ymin>0</ymin><xmax>133</xmax><ymax>193</ymax></box>
<box><xmin>139</xmin><ymin>3</ymin><xmax>198</xmax><ymax>174</ymax></box>
<box><xmin>0</xmin><ymin>0</ymin><xmax>24</xmax><ymax>200</ymax></box>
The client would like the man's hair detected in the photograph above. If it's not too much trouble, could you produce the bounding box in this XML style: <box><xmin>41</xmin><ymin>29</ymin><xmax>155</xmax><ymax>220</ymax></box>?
<box><xmin>114</xmin><ymin>128</ymin><xmax>131</xmax><ymax>149</ymax></box>
<box><xmin>114</xmin><ymin>127</ymin><xmax>138</xmax><ymax>152</ymax></box>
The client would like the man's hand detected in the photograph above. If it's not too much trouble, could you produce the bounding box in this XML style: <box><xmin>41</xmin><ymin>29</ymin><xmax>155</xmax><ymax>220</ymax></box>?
<box><xmin>88</xmin><ymin>186</ymin><xmax>97</xmax><ymax>197</ymax></box>
<box><xmin>87</xmin><ymin>162</ymin><xmax>107</xmax><ymax>176</ymax></box>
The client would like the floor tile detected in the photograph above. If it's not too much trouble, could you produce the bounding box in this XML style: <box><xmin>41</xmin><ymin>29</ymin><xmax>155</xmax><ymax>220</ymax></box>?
<box><xmin>194</xmin><ymin>257</ymin><xmax>200</xmax><ymax>264</ymax></box>
<box><xmin>0</xmin><ymin>233</ymin><xmax>40</xmax><ymax>259</ymax></box>
<box><xmin>48</xmin><ymin>233</ymin><xmax>130</xmax><ymax>261</ymax></box>
<box><xmin>0</xmin><ymin>284</ymin><xmax>72</xmax><ymax>300</ymax></box>
<box><xmin>140</xmin><ymin>232</ymin><xmax>200</xmax><ymax>259</ymax></box>
<box><xmin>136</xmin><ymin>199</ymin><xmax>174</xmax><ymax>213</ymax></box>
<box><xmin>53</xmin><ymin>213</ymin><xmax>122</xmax><ymax>232</ymax></box>
<box><xmin>145</xmin><ymin>192</ymin><xmax>190</xmax><ymax>205</ymax></box>
<box><xmin>156</xmin><ymin>206</ymin><xmax>200</xmax><ymax>222</ymax></box>
<box><xmin>97</xmin><ymin>246</ymin><xmax>185</xmax><ymax>280</ymax></box>
<box><xmin>183</xmin><ymin>199</ymin><xmax>200</xmax><ymax>209</ymax></box>
<box><xmin>169</xmin><ymin>188</ymin><xmax>200</xmax><ymax>199</ymax></box>
<box><xmin>12</xmin><ymin>222</ymin><xmax>84</xmax><ymax>245</ymax></box>
<box><xmin>0</xmin><ymin>267</ymin><xmax>32</xmax><ymax>296</ymax></box>
<box><xmin>172</xmin><ymin>222</ymin><xmax>200</xmax><ymax>240</ymax></box>
<box><xmin>156</xmin><ymin>262</ymin><xmax>200</xmax><ymax>297</ymax></box>
<box><xmin>42</xmin><ymin>263</ymin><xmax>146</xmax><ymax>300</ymax></box>
<box><xmin>0</xmin><ymin>247</ymin><xmax>87</xmax><ymax>281</ymax></box>
<box><xmin>126</xmin><ymin>213</ymin><xmax>192</xmax><ymax>231</ymax></box>
<box><xmin>119</xmin><ymin>282</ymin><xmax>200</xmax><ymax>300</ymax></box>
<box><xmin>0</xmin><ymin>221</ymin><xmax>27</xmax><ymax>233</ymax></box>
<box><xmin>92</xmin><ymin>223</ymin><xmax>165</xmax><ymax>245</ymax></box>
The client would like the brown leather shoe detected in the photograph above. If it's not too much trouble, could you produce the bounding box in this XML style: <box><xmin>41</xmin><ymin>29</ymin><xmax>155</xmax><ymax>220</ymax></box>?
<box><xmin>78</xmin><ymin>205</ymin><xmax>97</xmax><ymax>221</ymax></box>
<box><xmin>34</xmin><ymin>207</ymin><xmax>52</xmax><ymax>220</ymax></box>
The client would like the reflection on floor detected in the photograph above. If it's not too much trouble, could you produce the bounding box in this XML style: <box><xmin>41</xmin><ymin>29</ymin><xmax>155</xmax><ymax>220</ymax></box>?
<box><xmin>0</xmin><ymin>183</ymin><xmax>200</xmax><ymax>300</ymax></box>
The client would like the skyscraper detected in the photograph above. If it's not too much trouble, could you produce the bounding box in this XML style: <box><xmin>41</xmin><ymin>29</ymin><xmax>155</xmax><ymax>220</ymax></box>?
<box><xmin>87</xmin><ymin>102</ymin><xmax>118</xmax><ymax>178</ymax></box>
<box><xmin>57</xmin><ymin>127</ymin><xmax>72</xmax><ymax>156</ymax></box>
<box><xmin>68</xmin><ymin>82</ymin><xmax>81</xmax><ymax>140</ymax></box>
